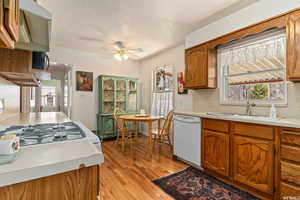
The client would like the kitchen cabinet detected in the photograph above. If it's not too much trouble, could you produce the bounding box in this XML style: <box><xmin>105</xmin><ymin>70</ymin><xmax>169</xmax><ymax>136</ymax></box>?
<box><xmin>203</xmin><ymin>130</ymin><xmax>229</xmax><ymax>177</ymax></box>
<box><xmin>4</xmin><ymin>0</ymin><xmax>19</xmax><ymax>41</ymax></box>
<box><xmin>185</xmin><ymin>44</ymin><xmax>216</xmax><ymax>89</ymax></box>
<box><xmin>280</xmin><ymin>128</ymin><xmax>300</xmax><ymax>199</ymax></box>
<box><xmin>97</xmin><ymin>75</ymin><xmax>138</xmax><ymax>140</ymax></box>
<box><xmin>202</xmin><ymin>119</ymin><xmax>277</xmax><ymax>199</ymax></box>
<box><xmin>0</xmin><ymin>48</ymin><xmax>40</xmax><ymax>87</ymax></box>
<box><xmin>287</xmin><ymin>10</ymin><xmax>300</xmax><ymax>81</ymax></box>
<box><xmin>233</xmin><ymin>135</ymin><xmax>274</xmax><ymax>194</ymax></box>
<box><xmin>0</xmin><ymin>0</ymin><xmax>14</xmax><ymax>48</ymax></box>
<box><xmin>0</xmin><ymin>0</ymin><xmax>19</xmax><ymax>49</ymax></box>
<box><xmin>0</xmin><ymin>165</ymin><xmax>99</xmax><ymax>200</ymax></box>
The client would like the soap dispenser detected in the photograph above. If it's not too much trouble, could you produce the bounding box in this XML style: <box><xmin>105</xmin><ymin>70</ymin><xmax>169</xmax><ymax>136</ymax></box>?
<box><xmin>269</xmin><ymin>104</ymin><xmax>277</xmax><ymax>119</ymax></box>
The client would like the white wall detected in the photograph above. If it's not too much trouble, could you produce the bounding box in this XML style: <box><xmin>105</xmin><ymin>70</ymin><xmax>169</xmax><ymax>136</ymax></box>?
<box><xmin>48</xmin><ymin>47</ymin><xmax>141</xmax><ymax>130</ymax></box>
<box><xmin>186</xmin><ymin>0</ymin><xmax>300</xmax><ymax>48</ymax></box>
<box><xmin>140</xmin><ymin>44</ymin><xmax>193</xmax><ymax>113</ymax></box>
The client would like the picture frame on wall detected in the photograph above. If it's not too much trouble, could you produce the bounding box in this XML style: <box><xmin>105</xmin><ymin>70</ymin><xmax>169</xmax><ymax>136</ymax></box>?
<box><xmin>177</xmin><ymin>72</ymin><xmax>188</xmax><ymax>94</ymax></box>
<box><xmin>76</xmin><ymin>71</ymin><xmax>93</xmax><ymax>92</ymax></box>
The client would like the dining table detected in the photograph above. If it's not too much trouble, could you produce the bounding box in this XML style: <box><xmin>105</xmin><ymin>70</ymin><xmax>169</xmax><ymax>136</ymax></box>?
<box><xmin>118</xmin><ymin>114</ymin><xmax>163</xmax><ymax>147</ymax></box>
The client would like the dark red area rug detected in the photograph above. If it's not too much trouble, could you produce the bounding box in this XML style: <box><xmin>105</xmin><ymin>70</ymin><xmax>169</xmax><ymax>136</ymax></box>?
<box><xmin>153</xmin><ymin>167</ymin><xmax>260</xmax><ymax>200</ymax></box>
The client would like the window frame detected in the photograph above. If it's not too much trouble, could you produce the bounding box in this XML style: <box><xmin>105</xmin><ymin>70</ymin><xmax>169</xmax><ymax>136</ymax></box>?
<box><xmin>150</xmin><ymin>66</ymin><xmax>175</xmax><ymax>117</ymax></box>
<box><xmin>218</xmin><ymin>36</ymin><xmax>288</xmax><ymax>106</ymax></box>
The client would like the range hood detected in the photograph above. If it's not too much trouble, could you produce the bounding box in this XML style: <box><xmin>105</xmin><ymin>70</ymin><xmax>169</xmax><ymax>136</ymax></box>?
<box><xmin>15</xmin><ymin>0</ymin><xmax>52</xmax><ymax>52</ymax></box>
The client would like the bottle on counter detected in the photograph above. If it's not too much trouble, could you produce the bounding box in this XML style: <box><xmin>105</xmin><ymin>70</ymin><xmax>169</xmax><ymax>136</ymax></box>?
<box><xmin>269</xmin><ymin>104</ymin><xmax>277</xmax><ymax>120</ymax></box>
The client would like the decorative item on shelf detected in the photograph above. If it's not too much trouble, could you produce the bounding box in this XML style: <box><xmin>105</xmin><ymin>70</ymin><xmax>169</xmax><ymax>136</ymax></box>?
<box><xmin>177</xmin><ymin>72</ymin><xmax>188</xmax><ymax>94</ymax></box>
<box><xmin>104</xmin><ymin>92</ymin><xmax>113</xmax><ymax>102</ymax></box>
<box><xmin>103</xmin><ymin>79</ymin><xmax>114</xmax><ymax>90</ymax></box>
<box><xmin>129</xmin><ymin>80</ymin><xmax>137</xmax><ymax>91</ymax></box>
<box><xmin>76</xmin><ymin>71</ymin><xmax>93</xmax><ymax>91</ymax></box>
<box><xmin>116</xmin><ymin>80</ymin><xmax>126</xmax><ymax>90</ymax></box>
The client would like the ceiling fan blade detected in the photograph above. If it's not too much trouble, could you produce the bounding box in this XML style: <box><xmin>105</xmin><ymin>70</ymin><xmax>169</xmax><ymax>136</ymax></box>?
<box><xmin>126</xmin><ymin>48</ymin><xmax>144</xmax><ymax>53</ymax></box>
<box><xmin>79</xmin><ymin>36</ymin><xmax>104</xmax><ymax>42</ymax></box>
<box><xmin>127</xmin><ymin>52</ymin><xmax>141</xmax><ymax>59</ymax></box>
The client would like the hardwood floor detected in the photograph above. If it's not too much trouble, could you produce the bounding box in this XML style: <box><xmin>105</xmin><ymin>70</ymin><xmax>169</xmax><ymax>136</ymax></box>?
<box><xmin>99</xmin><ymin>136</ymin><xmax>188</xmax><ymax>200</ymax></box>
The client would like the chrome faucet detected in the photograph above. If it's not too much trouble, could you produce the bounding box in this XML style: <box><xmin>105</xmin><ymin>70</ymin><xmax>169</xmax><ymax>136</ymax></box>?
<box><xmin>245</xmin><ymin>86</ymin><xmax>256</xmax><ymax>116</ymax></box>
<box><xmin>246</xmin><ymin>100</ymin><xmax>256</xmax><ymax>116</ymax></box>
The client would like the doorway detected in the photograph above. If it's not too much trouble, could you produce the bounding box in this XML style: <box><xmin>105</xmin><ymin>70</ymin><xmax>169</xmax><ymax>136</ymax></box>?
<box><xmin>30</xmin><ymin>80</ymin><xmax>61</xmax><ymax>112</ymax></box>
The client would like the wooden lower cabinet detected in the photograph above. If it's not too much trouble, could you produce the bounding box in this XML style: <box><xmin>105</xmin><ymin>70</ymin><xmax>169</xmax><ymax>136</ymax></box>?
<box><xmin>203</xmin><ymin>130</ymin><xmax>229</xmax><ymax>177</ymax></box>
<box><xmin>0</xmin><ymin>165</ymin><xmax>99</xmax><ymax>200</ymax></box>
<box><xmin>233</xmin><ymin>136</ymin><xmax>274</xmax><ymax>194</ymax></box>
<box><xmin>281</xmin><ymin>182</ymin><xmax>300</xmax><ymax>199</ymax></box>
<box><xmin>280</xmin><ymin>128</ymin><xmax>300</xmax><ymax>199</ymax></box>
<box><xmin>202</xmin><ymin>119</ymin><xmax>277</xmax><ymax>199</ymax></box>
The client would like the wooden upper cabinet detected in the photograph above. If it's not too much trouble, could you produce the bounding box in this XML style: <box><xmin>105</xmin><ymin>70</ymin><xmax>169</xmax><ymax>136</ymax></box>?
<box><xmin>203</xmin><ymin>130</ymin><xmax>230</xmax><ymax>177</ymax></box>
<box><xmin>287</xmin><ymin>10</ymin><xmax>300</xmax><ymax>81</ymax></box>
<box><xmin>233</xmin><ymin>136</ymin><xmax>274</xmax><ymax>195</ymax></box>
<box><xmin>0</xmin><ymin>0</ymin><xmax>14</xmax><ymax>48</ymax></box>
<box><xmin>185</xmin><ymin>44</ymin><xmax>216</xmax><ymax>89</ymax></box>
<box><xmin>4</xmin><ymin>0</ymin><xmax>19</xmax><ymax>41</ymax></box>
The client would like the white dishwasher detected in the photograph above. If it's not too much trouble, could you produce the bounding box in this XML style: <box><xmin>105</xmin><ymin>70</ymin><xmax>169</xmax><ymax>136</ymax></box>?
<box><xmin>174</xmin><ymin>114</ymin><xmax>201</xmax><ymax>168</ymax></box>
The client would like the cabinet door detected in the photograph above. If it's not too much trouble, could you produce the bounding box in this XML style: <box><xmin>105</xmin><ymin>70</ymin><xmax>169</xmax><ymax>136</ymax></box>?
<box><xmin>0</xmin><ymin>0</ymin><xmax>14</xmax><ymax>48</ymax></box>
<box><xmin>233</xmin><ymin>136</ymin><xmax>274</xmax><ymax>194</ymax></box>
<box><xmin>287</xmin><ymin>10</ymin><xmax>300</xmax><ymax>81</ymax></box>
<box><xmin>203</xmin><ymin>130</ymin><xmax>229</xmax><ymax>177</ymax></box>
<box><xmin>185</xmin><ymin>44</ymin><xmax>208</xmax><ymax>88</ymax></box>
<box><xmin>4</xmin><ymin>0</ymin><xmax>19</xmax><ymax>41</ymax></box>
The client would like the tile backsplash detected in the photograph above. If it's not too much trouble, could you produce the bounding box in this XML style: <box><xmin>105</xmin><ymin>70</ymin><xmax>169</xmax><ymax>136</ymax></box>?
<box><xmin>192</xmin><ymin>83</ymin><xmax>300</xmax><ymax>119</ymax></box>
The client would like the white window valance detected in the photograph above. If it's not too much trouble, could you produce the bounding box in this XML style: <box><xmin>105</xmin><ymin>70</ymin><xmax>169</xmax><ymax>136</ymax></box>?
<box><xmin>218</xmin><ymin>29</ymin><xmax>286</xmax><ymax>85</ymax></box>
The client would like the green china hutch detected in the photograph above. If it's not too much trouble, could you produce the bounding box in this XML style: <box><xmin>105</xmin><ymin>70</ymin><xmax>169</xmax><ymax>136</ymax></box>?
<box><xmin>97</xmin><ymin>75</ymin><xmax>138</xmax><ymax>140</ymax></box>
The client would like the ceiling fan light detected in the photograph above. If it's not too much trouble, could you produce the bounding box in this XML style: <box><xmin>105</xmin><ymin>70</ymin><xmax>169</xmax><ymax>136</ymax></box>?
<box><xmin>122</xmin><ymin>54</ymin><xmax>129</xmax><ymax>60</ymax></box>
<box><xmin>114</xmin><ymin>53</ymin><xmax>123</xmax><ymax>61</ymax></box>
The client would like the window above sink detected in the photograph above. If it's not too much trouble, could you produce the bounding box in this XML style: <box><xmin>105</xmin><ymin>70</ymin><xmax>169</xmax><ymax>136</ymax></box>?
<box><xmin>218</xmin><ymin>29</ymin><xmax>288</xmax><ymax>106</ymax></box>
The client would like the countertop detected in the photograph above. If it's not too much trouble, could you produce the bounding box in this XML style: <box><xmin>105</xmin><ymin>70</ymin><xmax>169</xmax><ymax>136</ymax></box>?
<box><xmin>0</xmin><ymin>140</ymin><xmax>103</xmax><ymax>187</ymax></box>
<box><xmin>174</xmin><ymin>111</ymin><xmax>300</xmax><ymax>129</ymax></box>
<box><xmin>0</xmin><ymin>112</ymin><xmax>71</xmax><ymax>126</ymax></box>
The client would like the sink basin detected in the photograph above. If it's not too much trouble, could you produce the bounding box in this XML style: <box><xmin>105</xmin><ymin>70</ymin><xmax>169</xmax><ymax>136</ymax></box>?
<box><xmin>206</xmin><ymin>112</ymin><xmax>272</xmax><ymax>120</ymax></box>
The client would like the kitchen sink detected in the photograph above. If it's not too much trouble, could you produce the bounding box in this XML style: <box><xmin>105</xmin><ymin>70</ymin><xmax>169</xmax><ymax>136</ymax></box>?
<box><xmin>206</xmin><ymin>112</ymin><xmax>273</xmax><ymax>120</ymax></box>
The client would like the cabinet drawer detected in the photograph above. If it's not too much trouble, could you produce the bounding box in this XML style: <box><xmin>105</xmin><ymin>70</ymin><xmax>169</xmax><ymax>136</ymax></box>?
<box><xmin>203</xmin><ymin>118</ymin><xmax>229</xmax><ymax>133</ymax></box>
<box><xmin>281</xmin><ymin>161</ymin><xmax>300</xmax><ymax>186</ymax></box>
<box><xmin>281</xmin><ymin>182</ymin><xmax>300</xmax><ymax>199</ymax></box>
<box><xmin>234</xmin><ymin>123</ymin><xmax>274</xmax><ymax>140</ymax></box>
<box><xmin>282</xmin><ymin>130</ymin><xmax>300</xmax><ymax>146</ymax></box>
<box><xmin>281</xmin><ymin>145</ymin><xmax>300</xmax><ymax>163</ymax></box>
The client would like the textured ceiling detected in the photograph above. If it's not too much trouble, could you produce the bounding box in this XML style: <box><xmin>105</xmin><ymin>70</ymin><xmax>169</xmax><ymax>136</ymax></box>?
<box><xmin>39</xmin><ymin>0</ymin><xmax>253</xmax><ymax>60</ymax></box>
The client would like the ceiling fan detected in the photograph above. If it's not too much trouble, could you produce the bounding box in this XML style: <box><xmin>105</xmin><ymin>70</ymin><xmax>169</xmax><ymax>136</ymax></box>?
<box><xmin>79</xmin><ymin>36</ymin><xmax>144</xmax><ymax>61</ymax></box>
<box><xmin>112</xmin><ymin>41</ymin><xmax>143</xmax><ymax>61</ymax></box>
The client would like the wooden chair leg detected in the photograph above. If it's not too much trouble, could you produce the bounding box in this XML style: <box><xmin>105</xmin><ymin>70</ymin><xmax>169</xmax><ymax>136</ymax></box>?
<box><xmin>135</xmin><ymin>122</ymin><xmax>138</xmax><ymax>142</ymax></box>
<box><xmin>152</xmin><ymin>135</ymin><xmax>157</xmax><ymax>150</ymax></box>
<box><xmin>115</xmin><ymin>130</ymin><xmax>120</xmax><ymax>144</ymax></box>
<box><xmin>121</xmin><ymin>131</ymin><xmax>125</xmax><ymax>151</ymax></box>
<box><xmin>167</xmin><ymin>135</ymin><xmax>172</xmax><ymax>148</ymax></box>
